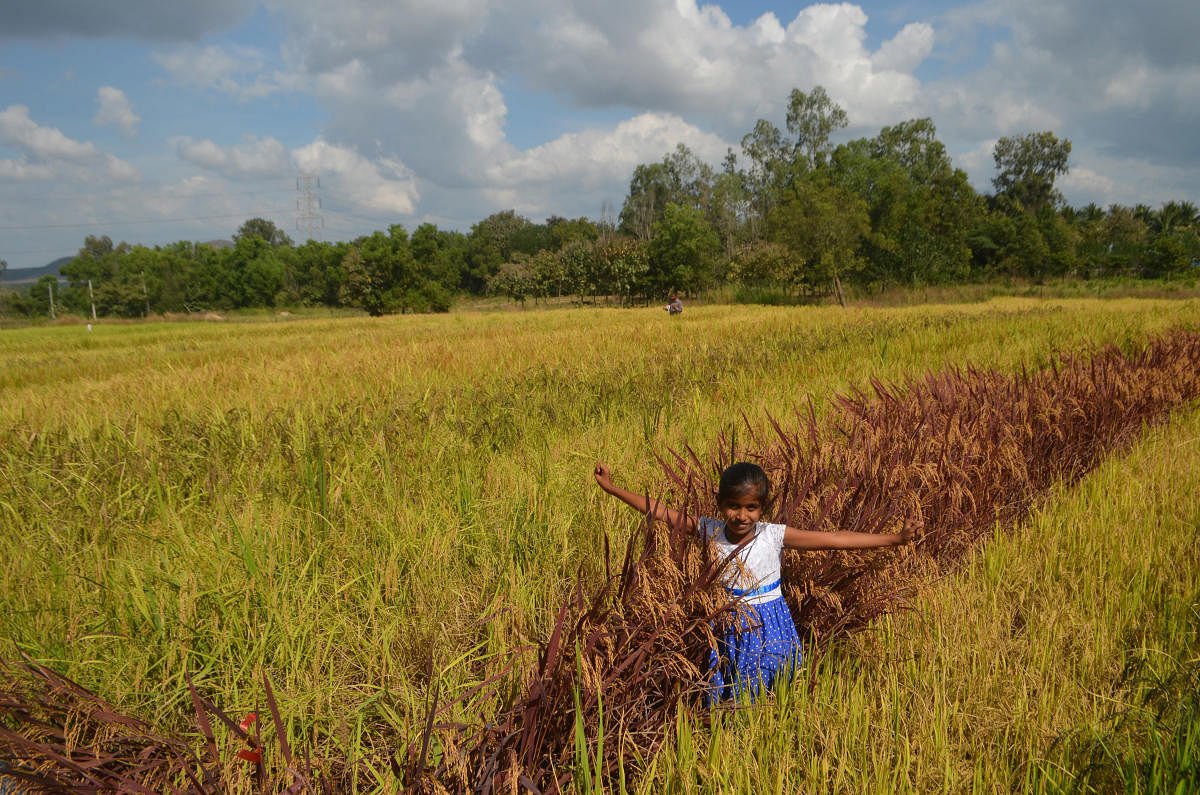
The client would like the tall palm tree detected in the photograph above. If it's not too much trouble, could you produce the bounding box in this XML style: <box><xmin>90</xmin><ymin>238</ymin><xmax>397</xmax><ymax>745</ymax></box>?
<box><xmin>1134</xmin><ymin>203</ymin><xmax>1156</xmax><ymax>229</ymax></box>
<box><xmin>1157</xmin><ymin>201</ymin><xmax>1191</xmax><ymax>234</ymax></box>
<box><xmin>1179</xmin><ymin>200</ymin><xmax>1198</xmax><ymax>228</ymax></box>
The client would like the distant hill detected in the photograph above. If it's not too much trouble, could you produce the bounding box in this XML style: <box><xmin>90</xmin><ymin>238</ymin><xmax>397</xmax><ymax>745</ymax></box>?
<box><xmin>1</xmin><ymin>256</ymin><xmax>72</xmax><ymax>286</ymax></box>
<box><xmin>2</xmin><ymin>243</ymin><xmax>236</xmax><ymax>288</ymax></box>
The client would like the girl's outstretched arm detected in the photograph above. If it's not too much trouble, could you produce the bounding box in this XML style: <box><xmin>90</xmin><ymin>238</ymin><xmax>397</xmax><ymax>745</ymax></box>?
<box><xmin>594</xmin><ymin>463</ymin><xmax>697</xmax><ymax>533</ymax></box>
<box><xmin>783</xmin><ymin>514</ymin><xmax>920</xmax><ymax>551</ymax></box>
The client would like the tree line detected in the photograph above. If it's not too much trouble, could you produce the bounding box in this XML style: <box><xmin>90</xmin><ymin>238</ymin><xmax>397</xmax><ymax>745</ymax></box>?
<box><xmin>3</xmin><ymin>86</ymin><xmax>1198</xmax><ymax>319</ymax></box>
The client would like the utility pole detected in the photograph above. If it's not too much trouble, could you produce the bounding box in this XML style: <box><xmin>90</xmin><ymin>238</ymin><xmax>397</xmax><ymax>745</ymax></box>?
<box><xmin>141</xmin><ymin>272</ymin><xmax>150</xmax><ymax>317</ymax></box>
<box><xmin>48</xmin><ymin>281</ymin><xmax>56</xmax><ymax>320</ymax></box>
<box><xmin>297</xmin><ymin>172</ymin><xmax>324</xmax><ymax>242</ymax></box>
<box><xmin>88</xmin><ymin>279</ymin><xmax>97</xmax><ymax>321</ymax></box>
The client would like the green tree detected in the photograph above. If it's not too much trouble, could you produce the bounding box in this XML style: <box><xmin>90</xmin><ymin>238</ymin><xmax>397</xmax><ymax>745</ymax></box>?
<box><xmin>59</xmin><ymin>237</ymin><xmax>171</xmax><ymax>316</ymax></box>
<box><xmin>530</xmin><ymin>248</ymin><xmax>567</xmax><ymax>299</ymax></box>
<box><xmin>833</xmin><ymin>120</ymin><xmax>980</xmax><ymax>285</ymax></box>
<box><xmin>740</xmin><ymin>118</ymin><xmax>789</xmax><ymax>230</ymax></box>
<box><xmin>116</xmin><ymin>246</ymin><xmax>166</xmax><ymax>316</ymax></box>
<box><xmin>61</xmin><ymin>235</ymin><xmax>126</xmax><ymax>289</ymax></box>
<box><xmin>992</xmin><ymin>132</ymin><xmax>1071</xmax><ymax>214</ymax></box>
<box><xmin>1133</xmin><ymin>203</ymin><xmax>1157</xmax><ymax>229</ymax></box>
<box><xmin>510</xmin><ymin>221</ymin><xmax>555</xmax><ymax>257</ymax></box>
<box><xmin>619</xmin><ymin>144</ymin><xmax>715</xmax><ymax>240</ymax></box>
<box><xmin>595</xmin><ymin>237</ymin><xmax>650</xmax><ymax>304</ymax></box>
<box><xmin>648</xmin><ymin>203</ymin><xmax>720</xmax><ymax>295</ymax></box>
<box><xmin>728</xmin><ymin>241</ymin><xmax>798</xmax><ymax>288</ymax></box>
<box><xmin>30</xmin><ymin>275</ymin><xmax>59</xmax><ymax>317</ymax></box>
<box><xmin>152</xmin><ymin>241</ymin><xmax>195</xmax><ymax>312</ymax></box>
<box><xmin>1036</xmin><ymin>210</ymin><xmax>1080</xmax><ymax>279</ymax></box>
<box><xmin>559</xmin><ymin>239</ymin><xmax>598</xmax><ymax>303</ymax></box>
<box><xmin>488</xmin><ymin>255</ymin><xmax>538</xmax><ymax>307</ymax></box>
<box><xmin>337</xmin><ymin>226</ymin><xmax>447</xmax><ymax>314</ymax></box>
<box><xmin>711</xmin><ymin>152</ymin><xmax>752</xmax><ymax>255</ymax></box>
<box><xmin>411</xmin><ymin>223</ymin><xmax>467</xmax><ymax>293</ymax></box>
<box><xmin>736</xmin><ymin>85</ymin><xmax>849</xmax><ymax>239</ymax></box>
<box><xmin>290</xmin><ymin>240</ymin><xmax>348</xmax><ymax>305</ymax></box>
<box><xmin>339</xmin><ymin>246</ymin><xmax>379</xmax><ymax>315</ymax></box>
<box><xmin>385</xmin><ymin>223</ymin><xmax>448</xmax><ymax>313</ymax></box>
<box><xmin>182</xmin><ymin>243</ymin><xmax>233</xmax><ymax>310</ymax></box>
<box><xmin>94</xmin><ymin>276</ymin><xmax>148</xmax><ymax>317</ymax></box>
<box><xmin>547</xmin><ymin>216</ymin><xmax>600</xmax><ymax>250</ymax></box>
<box><xmin>620</xmin><ymin>161</ymin><xmax>673</xmax><ymax>240</ymax></box>
<box><xmin>663</xmin><ymin>143</ymin><xmax>715</xmax><ymax>212</ymax></box>
<box><xmin>235</xmin><ymin>217</ymin><xmax>294</xmax><ymax>248</ymax></box>
<box><xmin>1100</xmin><ymin>205</ymin><xmax>1150</xmax><ymax>276</ymax></box>
<box><xmin>968</xmin><ymin>210</ymin><xmax>1050</xmax><ymax>278</ymax></box>
<box><xmin>786</xmin><ymin>85</ymin><xmax>848</xmax><ymax>170</ymax></box>
<box><xmin>769</xmin><ymin>176</ymin><xmax>869</xmax><ymax>302</ymax></box>
<box><xmin>1144</xmin><ymin>230</ymin><xmax>1200</xmax><ymax>278</ymax></box>
<box><xmin>0</xmin><ymin>285</ymin><xmax>33</xmax><ymax>317</ymax></box>
<box><xmin>1155</xmin><ymin>200</ymin><xmax>1198</xmax><ymax>234</ymax></box>
<box><xmin>228</xmin><ymin>235</ymin><xmax>284</xmax><ymax>307</ymax></box>
<box><xmin>400</xmin><ymin>281</ymin><xmax>453</xmax><ymax>313</ymax></box>
<box><xmin>465</xmin><ymin>210</ymin><xmax>533</xmax><ymax>293</ymax></box>
<box><xmin>870</xmin><ymin>118</ymin><xmax>950</xmax><ymax>185</ymax></box>
<box><xmin>346</xmin><ymin>230</ymin><xmax>402</xmax><ymax>315</ymax></box>
<box><xmin>1079</xmin><ymin>203</ymin><xmax>1105</xmax><ymax>223</ymax></box>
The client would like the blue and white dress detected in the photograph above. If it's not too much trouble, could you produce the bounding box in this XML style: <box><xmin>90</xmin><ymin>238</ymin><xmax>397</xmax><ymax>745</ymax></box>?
<box><xmin>699</xmin><ymin>518</ymin><xmax>803</xmax><ymax>704</ymax></box>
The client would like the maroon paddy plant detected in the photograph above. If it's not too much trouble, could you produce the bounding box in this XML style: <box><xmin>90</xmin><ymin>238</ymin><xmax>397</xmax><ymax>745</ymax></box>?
<box><xmin>4</xmin><ymin>329</ymin><xmax>1200</xmax><ymax>793</ymax></box>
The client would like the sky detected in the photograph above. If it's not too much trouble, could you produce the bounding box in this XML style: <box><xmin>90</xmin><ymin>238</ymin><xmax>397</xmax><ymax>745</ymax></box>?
<box><xmin>1</xmin><ymin>0</ymin><xmax>1198</xmax><ymax>271</ymax></box>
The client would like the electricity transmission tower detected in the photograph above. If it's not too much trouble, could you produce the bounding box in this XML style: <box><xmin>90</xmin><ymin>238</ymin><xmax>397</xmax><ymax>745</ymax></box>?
<box><xmin>296</xmin><ymin>172</ymin><xmax>323</xmax><ymax>241</ymax></box>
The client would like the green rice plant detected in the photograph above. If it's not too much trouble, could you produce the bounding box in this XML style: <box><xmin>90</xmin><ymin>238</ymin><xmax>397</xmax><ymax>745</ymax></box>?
<box><xmin>572</xmin><ymin>639</ymin><xmax>606</xmax><ymax>794</ymax></box>
<box><xmin>400</xmin><ymin>327</ymin><xmax>1200</xmax><ymax>792</ymax></box>
<box><xmin>656</xmin><ymin>328</ymin><xmax>1200</xmax><ymax>652</ymax></box>
<box><xmin>3</xmin><ymin>298</ymin><xmax>1200</xmax><ymax>792</ymax></box>
<box><xmin>644</xmin><ymin>403</ymin><xmax>1200</xmax><ymax>792</ymax></box>
<box><xmin>1027</xmin><ymin>589</ymin><xmax>1200</xmax><ymax>793</ymax></box>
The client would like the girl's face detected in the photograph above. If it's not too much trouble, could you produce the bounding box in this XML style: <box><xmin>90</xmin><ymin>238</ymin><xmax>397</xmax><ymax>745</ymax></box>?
<box><xmin>717</xmin><ymin>487</ymin><xmax>764</xmax><ymax>538</ymax></box>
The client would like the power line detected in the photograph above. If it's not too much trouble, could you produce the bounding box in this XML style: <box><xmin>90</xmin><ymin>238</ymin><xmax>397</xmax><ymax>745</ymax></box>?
<box><xmin>0</xmin><ymin>179</ymin><xmax>295</xmax><ymax>205</ymax></box>
<box><xmin>0</xmin><ymin>209</ymin><xmax>290</xmax><ymax>232</ymax></box>
<box><xmin>322</xmin><ymin>208</ymin><xmax>391</xmax><ymax>229</ymax></box>
<box><xmin>0</xmin><ymin>246</ymin><xmax>77</xmax><ymax>257</ymax></box>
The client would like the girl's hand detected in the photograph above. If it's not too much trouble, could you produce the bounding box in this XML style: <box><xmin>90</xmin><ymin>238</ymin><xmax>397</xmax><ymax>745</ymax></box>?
<box><xmin>898</xmin><ymin>513</ymin><xmax>923</xmax><ymax>545</ymax></box>
<box><xmin>594</xmin><ymin>463</ymin><xmax>614</xmax><ymax>491</ymax></box>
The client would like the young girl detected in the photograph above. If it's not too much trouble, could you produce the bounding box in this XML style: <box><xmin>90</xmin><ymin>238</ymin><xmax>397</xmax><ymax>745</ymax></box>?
<box><xmin>593</xmin><ymin>461</ymin><xmax>915</xmax><ymax>704</ymax></box>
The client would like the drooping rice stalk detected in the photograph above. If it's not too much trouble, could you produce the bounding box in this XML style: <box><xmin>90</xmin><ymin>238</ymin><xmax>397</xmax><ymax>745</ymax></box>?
<box><xmin>410</xmin><ymin>328</ymin><xmax>1200</xmax><ymax>792</ymax></box>
<box><xmin>4</xmin><ymin>323</ymin><xmax>1200</xmax><ymax>793</ymax></box>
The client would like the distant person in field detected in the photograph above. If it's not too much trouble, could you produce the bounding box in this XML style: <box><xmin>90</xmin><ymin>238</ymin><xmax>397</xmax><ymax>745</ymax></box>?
<box><xmin>664</xmin><ymin>293</ymin><xmax>683</xmax><ymax>315</ymax></box>
<box><xmin>593</xmin><ymin>461</ymin><xmax>916</xmax><ymax>704</ymax></box>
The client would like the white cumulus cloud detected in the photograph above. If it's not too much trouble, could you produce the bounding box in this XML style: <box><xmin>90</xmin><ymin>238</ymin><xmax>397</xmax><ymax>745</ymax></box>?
<box><xmin>173</xmin><ymin>135</ymin><xmax>292</xmax><ymax>178</ymax></box>
<box><xmin>0</xmin><ymin>104</ymin><xmax>141</xmax><ymax>185</ymax></box>
<box><xmin>930</xmin><ymin>0</ymin><xmax>1200</xmax><ymax>172</ymax></box>
<box><xmin>872</xmin><ymin>22</ymin><xmax>935</xmax><ymax>74</ymax></box>
<box><xmin>0</xmin><ymin>159</ymin><xmax>56</xmax><ymax>180</ymax></box>
<box><xmin>466</xmin><ymin>0</ymin><xmax>930</xmax><ymax>133</ymax></box>
<box><xmin>293</xmin><ymin>138</ymin><xmax>420</xmax><ymax>215</ymax></box>
<box><xmin>6</xmin><ymin>0</ymin><xmax>1199</xmax><ymax>272</ymax></box>
<box><xmin>270</xmin><ymin>0</ymin><xmax>941</xmax><ymax>227</ymax></box>
<box><xmin>473</xmin><ymin>112</ymin><xmax>732</xmax><ymax>218</ymax></box>
<box><xmin>0</xmin><ymin>104</ymin><xmax>98</xmax><ymax>161</ymax></box>
<box><xmin>94</xmin><ymin>86</ymin><xmax>140</xmax><ymax>138</ymax></box>
<box><xmin>152</xmin><ymin>43</ymin><xmax>303</xmax><ymax>101</ymax></box>
<box><xmin>104</xmin><ymin>153</ymin><xmax>142</xmax><ymax>181</ymax></box>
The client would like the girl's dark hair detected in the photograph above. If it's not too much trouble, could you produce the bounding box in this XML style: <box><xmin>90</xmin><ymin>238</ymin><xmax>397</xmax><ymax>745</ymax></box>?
<box><xmin>717</xmin><ymin>462</ymin><xmax>770</xmax><ymax>504</ymax></box>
